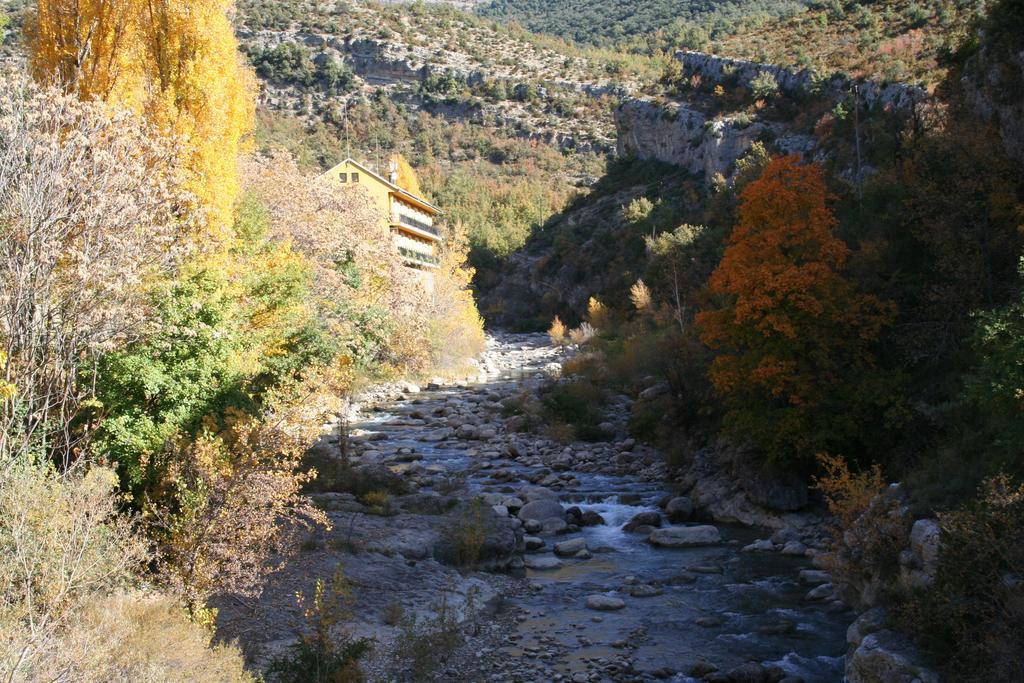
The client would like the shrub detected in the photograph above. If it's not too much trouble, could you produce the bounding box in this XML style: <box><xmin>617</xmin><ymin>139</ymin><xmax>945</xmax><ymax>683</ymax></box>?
<box><xmin>749</xmin><ymin>70</ymin><xmax>780</xmax><ymax>99</ymax></box>
<box><xmin>586</xmin><ymin>296</ymin><xmax>611</xmax><ymax>332</ymax></box>
<box><xmin>269</xmin><ymin>565</ymin><xmax>373</xmax><ymax>683</ymax></box>
<box><xmin>388</xmin><ymin>588</ymin><xmax>474</xmax><ymax>681</ymax></box>
<box><xmin>814</xmin><ymin>454</ymin><xmax>910</xmax><ymax>608</ymax></box>
<box><xmin>622</xmin><ymin>196</ymin><xmax>655</xmax><ymax>224</ymax></box>
<box><xmin>548</xmin><ymin>315</ymin><xmax>568</xmax><ymax>346</ymax></box>
<box><xmin>361</xmin><ymin>489</ymin><xmax>394</xmax><ymax>515</ymax></box>
<box><xmin>540</xmin><ymin>380</ymin><xmax>607</xmax><ymax>442</ymax></box>
<box><xmin>0</xmin><ymin>463</ymin><xmax>145</xmax><ymax>677</ymax></box>
<box><xmin>0</xmin><ymin>80</ymin><xmax>194</xmax><ymax>464</ymax></box>
<box><xmin>898</xmin><ymin>475</ymin><xmax>1024</xmax><ymax>682</ymax></box>
<box><xmin>152</xmin><ymin>364</ymin><xmax>348</xmax><ymax>619</ymax></box>
<box><xmin>316</xmin><ymin>56</ymin><xmax>357</xmax><ymax>95</ymax></box>
<box><xmin>250</xmin><ymin>42</ymin><xmax>318</xmax><ymax>85</ymax></box>
<box><xmin>500</xmin><ymin>390</ymin><xmax>544</xmax><ymax>432</ymax></box>
<box><xmin>629</xmin><ymin>279</ymin><xmax>652</xmax><ymax>312</ymax></box>
<box><xmin>438</xmin><ymin>498</ymin><xmax>490</xmax><ymax>568</ymax></box>
<box><xmin>382</xmin><ymin>602</ymin><xmax>405</xmax><ymax>626</ymax></box>
<box><xmin>421</xmin><ymin>220</ymin><xmax>487</xmax><ymax>376</ymax></box>
<box><xmin>0</xmin><ymin>463</ymin><xmax>251</xmax><ymax>680</ymax></box>
<box><xmin>27</xmin><ymin>592</ymin><xmax>254</xmax><ymax>682</ymax></box>
<box><xmin>568</xmin><ymin>322</ymin><xmax>597</xmax><ymax>346</ymax></box>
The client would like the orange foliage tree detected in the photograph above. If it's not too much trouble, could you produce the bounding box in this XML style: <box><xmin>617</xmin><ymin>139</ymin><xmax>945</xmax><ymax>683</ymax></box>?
<box><xmin>696</xmin><ymin>156</ymin><xmax>895</xmax><ymax>463</ymax></box>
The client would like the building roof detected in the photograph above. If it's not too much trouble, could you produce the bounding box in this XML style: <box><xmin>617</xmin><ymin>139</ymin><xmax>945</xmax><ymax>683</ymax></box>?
<box><xmin>321</xmin><ymin>158</ymin><xmax>441</xmax><ymax>214</ymax></box>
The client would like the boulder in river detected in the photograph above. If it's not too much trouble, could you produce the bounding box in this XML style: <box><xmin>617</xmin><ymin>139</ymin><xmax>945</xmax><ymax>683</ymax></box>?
<box><xmin>542</xmin><ymin>518</ymin><xmax>569</xmax><ymax>535</ymax></box>
<box><xmin>846</xmin><ymin>625</ymin><xmax>940</xmax><ymax>683</ymax></box>
<box><xmin>725</xmin><ymin>662</ymin><xmax>769</xmax><ymax>683</ymax></box>
<box><xmin>665</xmin><ymin>496</ymin><xmax>694</xmax><ymax>522</ymax></box>
<box><xmin>524</xmin><ymin>535</ymin><xmax>545</xmax><ymax>551</ymax></box>
<box><xmin>627</xmin><ymin>583</ymin><xmax>663</xmax><ymax>597</ymax></box>
<box><xmin>518</xmin><ymin>485</ymin><xmax>559</xmax><ymax>501</ymax></box>
<box><xmin>524</xmin><ymin>554</ymin><xmax>563</xmax><ymax>570</ymax></box>
<box><xmin>622</xmin><ymin>511</ymin><xmax>662</xmax><ymax>531</ymax></box>
<box><xmin>742</xmin><ymin>538</ymin><xmax>775</xmax><ymax>552</ymax></box>
<box><xmin>554</xmin><ymin>537</ymin><xmax>587</xmax><ymax>556</ymax></box>
<box><xmin>456</xmin><ymin>423</ymin><xmax>479</xmax><ymax>439</ymax></box>
<box><xmin>518</xmin><ymin>498</ymin><xmax>564</xmax><ymax>522</ymax></box>
<box><xmin>648</xmin><ymin>525</ymin><xmax>722</xmax><ymax>547</ymax></box>
<box><xmin>580</xmin><ymin>509</ymin><xmax>605</xmax><ymax>526</ymax></box>
<box><xmin>781</xmin><ymin>541</ymin><xmax>807</xmax><ymax>556</ymax></box>
<box><xmin>799</xmin><ymin>569</ymin><xmax>831</xmax><ymax>586</ymax></box>
<box><xmin>585</xmin><ymin>594</ymin><xmax>625</xmax><ymax>611</ymax></box>
<box><xmin>771</xmin><ymin>526</ymin><xmax>801</xmax><ymax>545</ymax></box>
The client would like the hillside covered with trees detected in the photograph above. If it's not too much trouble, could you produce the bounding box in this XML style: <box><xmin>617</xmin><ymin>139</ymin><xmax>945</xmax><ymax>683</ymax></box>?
<box><xmin>478</xmin><ymin>0</ymin><xmax>809</xmax><ymax>50</ymax></box>
<box><xmin>479</xmin><ymin>0</ymin><xmax>989</xmax><ymax>87</ymax></box>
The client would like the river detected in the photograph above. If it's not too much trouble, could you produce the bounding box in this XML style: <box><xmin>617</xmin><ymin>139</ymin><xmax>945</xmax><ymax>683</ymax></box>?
<box><xmin>341</xmin><ymin>332</ymin><xmax>851</xmax><ymax>682</ymax></box>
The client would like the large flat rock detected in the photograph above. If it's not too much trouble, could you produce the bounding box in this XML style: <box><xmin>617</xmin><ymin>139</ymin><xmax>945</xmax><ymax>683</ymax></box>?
<box><xmin>648</xmin><ymin>525</ymin><xmax>722</xmax><ymax>547</ymax></box>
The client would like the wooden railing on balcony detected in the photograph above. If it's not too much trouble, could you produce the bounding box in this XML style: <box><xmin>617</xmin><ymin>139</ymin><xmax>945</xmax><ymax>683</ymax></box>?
<box><xmin>396</xmin><ymin>213</ymin><xmax>440</xmax><ymax>237</ymax></box>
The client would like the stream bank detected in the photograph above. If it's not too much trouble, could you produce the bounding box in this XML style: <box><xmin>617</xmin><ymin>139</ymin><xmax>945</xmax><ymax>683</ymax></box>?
<box><xmin>216</xmin><ymin>333</ymin><xmax>853</xmax><ymax>682</ymax></box>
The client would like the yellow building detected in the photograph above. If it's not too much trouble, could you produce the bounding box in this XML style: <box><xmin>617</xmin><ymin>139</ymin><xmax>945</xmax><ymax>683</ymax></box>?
<box><xmin>321</xmin><ymin>157</ymin><xmax>442</xmax><ymax>270</ymax></box>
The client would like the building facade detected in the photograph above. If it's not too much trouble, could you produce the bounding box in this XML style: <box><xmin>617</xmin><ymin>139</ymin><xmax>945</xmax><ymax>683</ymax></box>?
<box><xmin>321</xmin><ymin>158</ymin><xmax>442</xmax><ymax>271</ymax></box>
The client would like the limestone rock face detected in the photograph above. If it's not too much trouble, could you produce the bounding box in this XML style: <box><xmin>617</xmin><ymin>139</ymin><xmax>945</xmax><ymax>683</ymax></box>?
<box><xmin>615</xmin><ymin>50</ymin><xmax>926</xmax><ymax>188</ymax></box>
<box><xmin>615</xmin><ymin>99</ymin><xmax>777</xmax><ymax>178</ymax></box>
<box><xmin>963</xmin><ymin>33</ymin><xmax>1024</xmax><ymax>165</ymax></box>
<box><xmin>910</xmin><ymin>518</ymin><xmax>941</xmax><ymax>575</ymax></box>
<box><xmin>675</xmin><ymin>50</ymin><xmax>925</xmax><ymax>112</ymax></box>
<box><xmin>648</xmin><ymin>525</ymin><xmax>722</xmax><ymax>547</ymax></box>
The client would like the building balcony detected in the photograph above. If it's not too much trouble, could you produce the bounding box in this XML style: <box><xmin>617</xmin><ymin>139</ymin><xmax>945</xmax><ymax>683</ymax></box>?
<box><xmin>398</xmin><ymin>246</ymin><xmax>439</xmax><ymax>268</ymax></box>
<box><xmin>395</xmin><ymin>213</ymin><xmax>440</xmax><ymax>238</ymax></box>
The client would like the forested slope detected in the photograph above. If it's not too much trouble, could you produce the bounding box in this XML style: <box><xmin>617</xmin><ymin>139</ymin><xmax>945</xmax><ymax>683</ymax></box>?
<box><xmin>478</xmin><ymin>0</ymin><xmax>808</xmax><ymax>49</ymax></box>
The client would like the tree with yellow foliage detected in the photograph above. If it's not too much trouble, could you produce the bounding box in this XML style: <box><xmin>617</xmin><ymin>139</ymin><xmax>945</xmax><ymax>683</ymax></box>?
<box><xmin>29</xmin><ymin>0</ymin><xmax>256</xmax><ymax>237</ymax></box>
<box><xmin>419</xmin><ymin>220</ymin><xmax>485</xmax><ymax>374</ymax></box>
<box><xmin>390</xmin><ymin>153</ymin><xmax>424</xmax><ymax>198</ymax></box>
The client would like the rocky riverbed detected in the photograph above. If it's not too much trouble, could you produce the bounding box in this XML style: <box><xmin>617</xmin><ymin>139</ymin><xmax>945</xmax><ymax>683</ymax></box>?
<box><xmin>215</xmin><ymin>333</ymin><xmax>854</xmax><ymax>682</ymax></box>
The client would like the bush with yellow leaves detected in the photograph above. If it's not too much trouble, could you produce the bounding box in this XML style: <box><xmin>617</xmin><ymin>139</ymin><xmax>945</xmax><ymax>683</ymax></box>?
<box><xmin>548</xmin><ymin>316</ymin><xmax>568</xmax><ymax>347</ymax></box>
<box><xmin>814</xmin><ymin>453</ymin><xmax>911</xmax><ymax>608</ymax></box>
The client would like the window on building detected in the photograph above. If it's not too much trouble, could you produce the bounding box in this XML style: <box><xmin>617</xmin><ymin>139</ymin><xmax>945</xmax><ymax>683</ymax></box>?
<box><xmin>338</xmin><ymin>172</ymin><xmax>347</xmax><ymax>183</ymax></box>
<box><xmin>351</xmin><ymin>172</ymin><xmax>360</xmax><ymax>183</ymax></box>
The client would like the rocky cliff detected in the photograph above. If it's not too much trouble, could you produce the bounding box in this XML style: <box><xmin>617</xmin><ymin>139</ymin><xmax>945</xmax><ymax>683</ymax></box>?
<box><xmin>676</xmin><ymin>50</ymin><xmax>926</xmax><ymax>113</ymax></box>
<box><xmin>616</xmin><ymin>50</ymin><xmax>926</xmax><ymax>180</ymax></box>
<box><xmin>614</xmin><ymin>99</ymin><xmax>815</xmax><ymax>178</ymax></box>
<box><xmin>236</xmin><ymin>2</ymin><xmax>637</xmax><ymax>153</ymax></box>
<box><xmin>962</xmin><ymin>30</ymin><xmax>1024</xmax><ymax>165</ymax></box>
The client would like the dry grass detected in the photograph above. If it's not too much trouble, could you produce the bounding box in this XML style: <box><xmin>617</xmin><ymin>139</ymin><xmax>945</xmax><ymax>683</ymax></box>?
<box><xmin>0</xmin><ymin>464</ymin><xmax>251</xmax><ymax>682</ymax></box>
<box><xmin>19</xmin><ymin>592</ymin><xmax>254</xmax><ymax>683</ymax></box>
